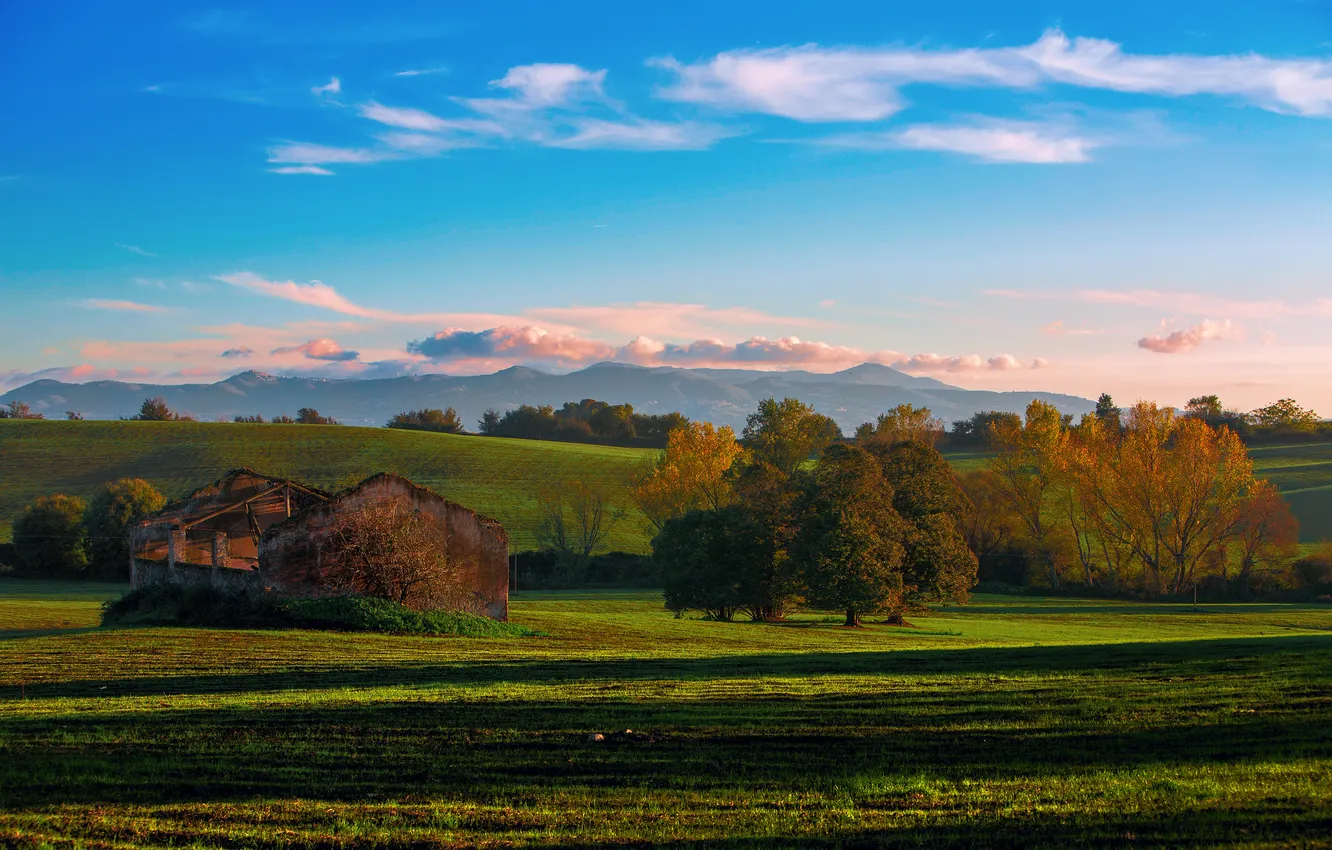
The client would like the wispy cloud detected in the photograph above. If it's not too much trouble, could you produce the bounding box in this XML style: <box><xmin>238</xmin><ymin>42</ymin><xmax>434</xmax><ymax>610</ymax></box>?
<box><xmin>986</xmin><ymin>287</ymin><xmax>1332</xmax><ymax>319</ymax></box>
<box><xmin>220</xmin><ymin>347</ymin><xmax>254</xmax><ymax>359</ymax></box>
<box><xmin>115</xmin><ymin>243</ymin><xmax>158</xmax><ymax>257</ymax></box>
<box><xmin>817</xmin><ymin>119</ymin><xmax>1097</xmax><ymax>163</ymax></box>
<box><xmin>1138</xmin><ymin>319</ymin><xmax>1241</xmax><ymax>353</ymax></box>
<box><xmin>79</xmin><ymin>299</ymin><xmax>171</xmax><ymax>314</ymax></box>
<box><xmin>268</xmin><ymin>165</ymin><xmax>335</xmax><ymax>176</ymax></box>
<box><xmin>654</xmin><ymin>29</ymin><xmax>1332</xmax><ymax>121</ymax></box>
<box><xmin>395</xmin><ymin>67</ymin><xmax>449</xmax><ymax>77</ymax></box>
<box><xmin>216</xmin><ymin>272</ymin><xmax>521</xmax><ymax>325</ymax></box>
<box><xmin>311</xmin><ymin>77</ymin><xmax>342</xmax><ymax>105</ymax></box>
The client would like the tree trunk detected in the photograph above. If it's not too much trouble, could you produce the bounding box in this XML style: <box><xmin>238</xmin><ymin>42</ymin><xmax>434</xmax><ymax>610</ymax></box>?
<box><xmin>844</xmin><ymin>608</ymin><xmax>861</xmax><ymax>627</ymax></box>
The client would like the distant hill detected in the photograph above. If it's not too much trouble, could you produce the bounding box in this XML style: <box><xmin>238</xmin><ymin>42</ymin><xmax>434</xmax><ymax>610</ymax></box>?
<box><xmin>0</xmin><ymin>362</ymin><xmax>1095</xmax><ymax>431</ymax></box>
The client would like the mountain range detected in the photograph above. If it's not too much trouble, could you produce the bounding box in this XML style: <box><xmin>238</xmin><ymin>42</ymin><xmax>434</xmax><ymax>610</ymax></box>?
<box><xmin>0</xmin><ymin>363</ymin><xmax>1094</xmax><ymax>432</ymax></box>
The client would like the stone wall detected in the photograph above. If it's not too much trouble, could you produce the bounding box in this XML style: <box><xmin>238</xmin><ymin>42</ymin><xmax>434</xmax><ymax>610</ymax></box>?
<box><xmin>131</xmin><ymin>558</ymin><xmax>262</xmax><ymax>593</ymax></box>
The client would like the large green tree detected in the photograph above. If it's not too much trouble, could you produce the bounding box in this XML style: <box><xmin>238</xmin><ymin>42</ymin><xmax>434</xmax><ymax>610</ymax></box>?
<box><xmin>12</xmin><ymin>495</ymin><xmax>88</xmax><ymax>577</ymax></box>
<box><xmin>792</xmin><ymin>445</ymin><xmax>906</xmax><ymax>626</ymax></box>
<box><xmin>656</xmin><ymin>504</ymin><xmax>785</xmax><ymax>621</ymax></box>
<box><xmin>83</xmin><ymin>478</ymin><xmax>166</xmax><ymax>580</ymax></box>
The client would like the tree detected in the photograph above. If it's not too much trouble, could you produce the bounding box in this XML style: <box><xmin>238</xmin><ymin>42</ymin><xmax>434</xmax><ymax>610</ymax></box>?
<box><xmin>656</xmin><ymin>505</ymin><xmax>782</xmax><ymax>621</ymax></box>
<box><xmin>134</xmin><ymin>397</ymin><xmax>176</xmax><ymax>421</ymax></box>
<box><xmin>295</xmin><ymin>407</ymin><xmax>338</xmax><ymax>425</ymax></box>
<box><xmin>0</xmin><ymin>400</ymin><xmax>44</xmax><ymax>419</ymax></box>
<box><xmin>985</xmin><ymin>400</ymin><xmax>1068</xmax><ymax>587</ymax></box>
<box><xmin>743</xmin><ymin>397</ymin><xmax>842</xmax><ymax>477</ymax></box>
<box><xmin>12</xmin><ymin>495</ymin><xmax>87</xmax><ymax>577</ymax></box>
<box><xmin>792</xmin><ymin>445</ymin><xmax>906</xmax><ymax>626</ymax></box>
<box><xmin>478</xmin><ymin>409</ymin><xmax>502</xmax><ymax>434</ymax></box>
<box><xmin>1227</xmin><ymin>480</ymin><xmax>1300</xmax><ymax>596</ymax></box>
<box><xmin>1250</xmin><ymin>398</ymin><xmax>1319</xmax><ymax>432</ymax></box>
<box><xmin>387</xmin><ymin>408</ymin><xmax>465</xmax><ymax>433</ymax></box>
<box><xmin>534</xmin><ymin>482</ymin><xmax>625</xmax><ymax>573</ymax></box>
<box><xmin>319</xmin><ymin>496</ymin><xmax>464</xmax><ymax>610</ymax></box>
<box><xmin>866</xmin><ymin>440</ymin><xmax>976</xmax><ymax>606</ymax></box>
<box><xmin>857</xmin><ymin>404</ymin><xmax>944</xmax><ymax>448</ymax></box>
<box><xmin>65</xmin><ymin>410</ymin><xmax>84</xmax><ymax>421</ymax></box>
<box><xmin>1093</xmin><ymin>394</ymin><xmax>1121</xmax><ymax>431</ymax></box>
<box><xmin>272</xmin><ymin>414</ymin><xmax>296</xmax><ymax>424</ymax></box>
<box><xmin>633</xmin><ymin>421</ymin><xmax>744</xmax><ymax>532</ymax></box>
<box><xmin>83</xmin><ymin>479</ymin><xmax>166</xmax><ymax>580</ymax></box>
<box><xmin>948</xmin><ymin>411</ymin><xmax>1022</xmax><ymax>447</ymax></box>
<box><xmin>234</xmin><ymin>414</ymin><xmax>265</xmax><ymax>423</ymax></box>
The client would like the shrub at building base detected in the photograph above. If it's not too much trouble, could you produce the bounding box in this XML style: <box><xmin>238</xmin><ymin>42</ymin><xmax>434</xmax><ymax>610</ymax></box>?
<box><xmin>100</xmin><ymin>584</ymin><xmax>536</xmax><ymax>637</ymax></box>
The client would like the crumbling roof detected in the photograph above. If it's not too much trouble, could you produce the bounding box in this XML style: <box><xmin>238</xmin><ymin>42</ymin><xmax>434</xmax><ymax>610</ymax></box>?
<box><xmin>137</xmin><ymin>467</ymin><xmax>331</xmax><ymax>531</ymax></box>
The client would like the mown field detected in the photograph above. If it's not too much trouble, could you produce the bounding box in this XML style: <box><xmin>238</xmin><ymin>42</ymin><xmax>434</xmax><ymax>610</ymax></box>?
<box><xmin>2</xmin><ymin>422</ymin><xmax>1329</xmax><ymax>551</ymax></box>
<box><xmin>0</xmin><ymin>420</ymin><xmax>657</xmax><ymax>551</ymax></box>
<box><xmin>2</xmin><ymin>580</ymin><xmax>1331</xmax><ymax>846</ymax></box>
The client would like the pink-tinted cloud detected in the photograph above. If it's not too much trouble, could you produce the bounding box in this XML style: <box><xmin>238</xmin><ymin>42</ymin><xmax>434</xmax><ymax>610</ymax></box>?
<box><xmin>1042</xmin><ymin>320</ymin><xmax>1106</xmax><ymax>336</ymax></box>
<box><xmin>220</xmin><ymin>347</ymin><xmax>254</xmax><ymax>359</ymax></box>
<box><xmin>408</xmin><ymin>326</ymin><xmax>616</xmax><ymax>366</ymax></box>
<box><xmin>1138</xmin><ymin>319</ymin><xmax>1240</xmax><ymax>354</ymax></box>
<box><xmin>270</xmin><ymin>338</ymin><xmax>361</xmax><ymax>362</ymax></box>
<box><xmin>79</xmin><ymin>299</ymin><xmax>171</xmax><ymax>314</ymax></box>
<box><xmin>216</xmin><ymin>272</ymin><xmax>523</xmax><ymax>326</ymax></box>
<box><xmin>892</xmin><ymin>352</ymin><xmax>1033</xmax><ymax>372</ymax></box>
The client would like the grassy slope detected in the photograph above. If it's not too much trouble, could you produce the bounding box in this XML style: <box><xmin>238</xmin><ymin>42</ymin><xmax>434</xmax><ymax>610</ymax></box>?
<box><xmin>0</xmin><ymin>420</ymin><xmax>656</xmax><ymax>551</ymax></box>
<box><xmin>2</xmin><ymin>579</ymin><xmax>1331</xmax><ymax>846</ymax></box>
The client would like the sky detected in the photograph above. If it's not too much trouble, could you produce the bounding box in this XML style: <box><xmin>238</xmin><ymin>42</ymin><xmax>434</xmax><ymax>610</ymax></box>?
<box><xmin>2</xmin><ymin>0</ymin><xmax>1332</xmax><ymax>414</ymax></box>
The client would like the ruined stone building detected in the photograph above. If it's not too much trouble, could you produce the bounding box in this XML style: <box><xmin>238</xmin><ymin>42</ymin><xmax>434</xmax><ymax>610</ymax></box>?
<box><xmin>131</xmin><ymin>468</ymin><xmax>509</xmax><ymax>620</ymax></box>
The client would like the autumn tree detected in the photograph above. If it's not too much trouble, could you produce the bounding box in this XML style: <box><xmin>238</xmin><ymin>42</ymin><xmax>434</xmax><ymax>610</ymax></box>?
<box><xmin>743</xmin><ymin>397</ymin><xmax>842</xmax><ymax>477</ymax></box>
<box><xmin>1227</xmin><ymin>480</ymin><xmax>1300</xmax><ymax>596</ymax></box>
<box><xmin>792</xmin><ymin>445</ymin><xmax>906</xmax><ymax>626</ymax></box>
<box><xmin>295</xmin><ymin>407</ymin><xmax>338</xmax><ymax>425</ymax></box>
<box><xmin>984</xmin><ymin>400</ymin><xmax>1068</xmax><ymax>587</ymax></box>
<box><xmin>0</xmin><ymin>401</ymin><xmax>44</xmax><ymax>419</ymax></box>
<box><xmin>134</xmin><ymin>397</ymin><xmax>176</xmax><ymax>421</ymax></box>
<box><xmin>83</xmin><ymin>478</ymin><xmax>165</xmax><ymax>580</ymax></box>
<box><xmin>856</xmin><ymin>404</ymin><xmax>944</xmax><ymax>448</ymax></box>
<box><xmin>319</xmin><ymin>496</ymin><xmax>465</xmax><ymax>611</ymax></box>
<box><xmin>633</xmin><ymin>421</ymin><xmax>744</xmax><ymax>532</ymax></box>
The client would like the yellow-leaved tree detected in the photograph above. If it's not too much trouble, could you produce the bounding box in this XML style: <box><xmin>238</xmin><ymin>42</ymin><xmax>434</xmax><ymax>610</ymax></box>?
<box><xmin>633</xmin><ymin>421</ymin><xmax>745</xmax><ymax>532</ymax></box>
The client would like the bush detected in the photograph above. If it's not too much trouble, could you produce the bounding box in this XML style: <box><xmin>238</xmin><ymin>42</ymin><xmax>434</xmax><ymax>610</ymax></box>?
<box><xmin>12</xmin><ymin>494</ymin><xmax>87</xmax><ymax>577</ymax></box>
<box><xmin>101</xmin><ymin>584</ymin><xmax>537</xmax><ymax>637</ymax></box>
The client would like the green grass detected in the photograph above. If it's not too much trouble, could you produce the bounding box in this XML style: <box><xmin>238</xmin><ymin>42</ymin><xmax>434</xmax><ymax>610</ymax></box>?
<box><xmin>0</xmin><ymin>420</ymin><xmax>657</xmax><ymax>551</ymax></box>
<box><xmin>2</xmin><ymin>578</ymin><xmax>1331</xmax><ymax>847</ymax></box>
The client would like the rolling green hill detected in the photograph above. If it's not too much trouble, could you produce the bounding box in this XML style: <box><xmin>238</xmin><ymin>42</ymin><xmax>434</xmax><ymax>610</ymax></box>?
<box><xmin>2</xmin><ymin>422</ymin><xmax>1328</xmax><ymax>551</ymax></box>
<box><xmin>0</xmin><ymin>420</ymin><xmax>657</xmax><ymax>551</ymax></box>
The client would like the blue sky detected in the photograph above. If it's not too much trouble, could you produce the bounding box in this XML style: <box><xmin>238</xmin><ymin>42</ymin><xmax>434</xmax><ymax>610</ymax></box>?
<box><xmin>3</xmin><ymin>0</ymin><xmax>1332</xmax><ymax>413</ymax></box>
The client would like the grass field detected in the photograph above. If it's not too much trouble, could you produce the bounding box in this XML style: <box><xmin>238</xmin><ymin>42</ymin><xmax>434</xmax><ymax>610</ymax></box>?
<box><xmin>0</xmin><ymin>420</ymin><xmax>657</xmax><ymax>551</ymax></box>
<box><xmin>2</xmin><ymin>422</ymin><xmax>1329</xmax><ymax>551</ymax></box>
<box><xmin>2</xmin><ymin>579</ymin><xmax>1331</xmax><ymax>847</ymax></box>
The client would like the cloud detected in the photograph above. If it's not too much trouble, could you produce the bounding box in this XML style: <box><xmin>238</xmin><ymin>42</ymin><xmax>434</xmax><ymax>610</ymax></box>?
<box><xmin>549</xmin><ymin>118</ymin><xmax>734</xmax><ymax>151</ymax></box>
<box><xmin>409</xmin><ymin>326</ymin><xmax>615</xmax><ymax>364</ymax></box>
<box><xmin>655</xmin><ymin>30</ymin><xmax>1332</xmax><ymax>121</ymax></box>
<box><xmin>311</xmin><ymin>76</ymin><xmax>341</xmax><ymax>103</ymax></box>
<box><xmin>267</xmin><ymin>142</ymin><xmax>396</xmax><ymax>166</ymax></box>
<box><xmin>526</xmin><ymin>302</ymin><xmax>823</xmax><ymax>338</ymax></box>
<box><xmin>271</xmin><ymin>338</ymin><xmax>360</xmax><ymax>362</ymax></box>
<box><xmin>268</xmin><ymin>165</ymin><xmax>335</xmax><ymax>176</ymax></box>
<box><xmin>651</xmin><ymin>46</ymin><xmax>1028</xmax><ymax>121</ymax></box>
<box><xmin>396</xmin><ymin>67</ymin><xmax>448</xmax><ymax>77</ymax></box>
<box><xmin>358</xmin><ymin>102</ymin><xmax>453</xmax><ymax>132</ymax></box>
<box><xmin>217</xmin><ymin>271</ymin><xmax>522</xmax><ymax>326</ymax></box>
<box><xmin>220</xmin><ymin>347</ymin><xmax>254</xmax><ymax>359</ymax></box>
<box><xmin>115</xmin><ymin>243</ymin><xmax>158</xmax><ymax>257</ymax></box>
<box><xmin>891</xmin><ymin>352</ymin><xmax>1033</xmax><ymax>372</ymax></box>
<box><xmin>79</xmin><ymin>299</ymin><xmax>171</xmax><ymax>314</ymax></box>
<box><xmin>1021</xmin><ymin>30</ymin><xmax>1332</xmax><ymax>117</ymax></box>
<box><xmin>893</xmin><ymin>122</ymin><xmax>1096</xmax><ymax>163</ymax></box>
<box><xmin>1138</xmin><ymin>319</ymin><xmax>1240</xmax><ymax>354</ymax></box>
<box><xmin>1042</xmin><ymin>320</ymin><xmax>1105</xmax><ymax>336</ymax></box>
<box><xmin>489</xmin><ymin>63</ymin><xmax>607</xmax><ymax>107</ymax></box>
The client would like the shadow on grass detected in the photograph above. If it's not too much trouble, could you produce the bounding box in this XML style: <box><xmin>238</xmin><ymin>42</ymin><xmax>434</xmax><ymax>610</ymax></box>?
<box><xmin>0</xmin><ymin>627</ymin><xmax>100</xmax><ymax>641</ymax></box>
<box><xmin>12</xmin><ymin>633</ymin><xmax>1331</xmax><ymax>700</ymax></box>
<box><xmin>0</xmin><ymin>635</ymin><xmax>1329</xmax><ymax>813</ymax></box>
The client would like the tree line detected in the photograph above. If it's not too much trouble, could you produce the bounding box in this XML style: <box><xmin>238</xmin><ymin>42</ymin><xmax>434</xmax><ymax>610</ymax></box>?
<box><xmin>4</xmin><ymin>479</ymin><xmax>165</xmax><ymax>580</ymax></box>
<box><xmin>385</xmin><ymin>399</ymin><xmax>690</xmax><ymax>448</ymax></box>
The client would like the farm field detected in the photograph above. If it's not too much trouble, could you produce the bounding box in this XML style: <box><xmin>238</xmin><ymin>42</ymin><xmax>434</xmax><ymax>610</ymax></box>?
<box><xmin>0</xmin><ymin>420</ymin><xmax>657</xmax><ymax>552</ymax></box>
<box><xmin>2</xmin><ymin>579</ymin><xmax>1331</xmax><ymax>847</ymax></box>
